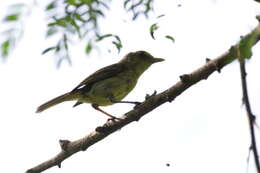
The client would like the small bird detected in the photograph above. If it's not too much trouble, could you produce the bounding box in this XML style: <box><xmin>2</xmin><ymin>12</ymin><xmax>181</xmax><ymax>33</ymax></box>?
<box><xmin>36</xmin><ymin>50</ymin><xmax>164</xmax><ymax>119</ymax></box>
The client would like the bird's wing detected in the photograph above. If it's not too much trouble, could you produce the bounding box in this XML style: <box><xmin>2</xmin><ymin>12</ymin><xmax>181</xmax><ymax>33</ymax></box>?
<box><xmin>71</xmin><ymin>63</ymin><xmax>126</xmax><ymax>93</ymax></box>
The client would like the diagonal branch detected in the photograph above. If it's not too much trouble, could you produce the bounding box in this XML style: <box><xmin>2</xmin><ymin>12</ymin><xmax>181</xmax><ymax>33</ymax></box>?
<box><xmin>239</xmin><ymin>59</ymin><xmax>260</xmax><ymax>173</ymax></box>
<box><xmin>26</xmin><ymin>23</ymin><xmax>260</xmax><ymax>173</ymax></box>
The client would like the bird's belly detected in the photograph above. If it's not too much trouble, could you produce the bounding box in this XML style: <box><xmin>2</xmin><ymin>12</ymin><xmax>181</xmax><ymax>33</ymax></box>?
<box><xmin>82</xmin><ymin>77</ymin><xmax>137</xmax><ymax>106</ymax></box>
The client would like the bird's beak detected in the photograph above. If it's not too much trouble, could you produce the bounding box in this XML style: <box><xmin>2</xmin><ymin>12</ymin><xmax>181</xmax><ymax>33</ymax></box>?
<box><xmin>152</xmin><ymin>57</ymin><xmax>165</xmax><ymax>63</ymax></box>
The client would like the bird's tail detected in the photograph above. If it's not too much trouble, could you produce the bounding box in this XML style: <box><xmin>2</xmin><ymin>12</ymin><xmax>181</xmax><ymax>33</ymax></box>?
<box><xmin>36</xmin><ymin>93</ymin><xmax>76</xmax><ymax>113</ymax></box>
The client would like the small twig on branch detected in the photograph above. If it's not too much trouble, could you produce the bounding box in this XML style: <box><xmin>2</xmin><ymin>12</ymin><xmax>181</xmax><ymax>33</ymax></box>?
<box><xmin>26</xmin><ymin>23</ymin><xmax>260</xmax><ymax>173</ymax></box>
<box><xmin>239</xmin><ymin>59</ymin><xmax>260</xmax><ymax>173</ymax></box>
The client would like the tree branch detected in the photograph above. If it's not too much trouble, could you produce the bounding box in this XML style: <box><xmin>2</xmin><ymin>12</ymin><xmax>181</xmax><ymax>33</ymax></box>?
<box><xmin>26</xmin><ymin>23</ymin><xmax>260</xmax><ymax>173</ymax></box>
<box><xmin>239</xmin><ymin>59</ymin><xmax>260</xmax><ymax>173</ymax></box>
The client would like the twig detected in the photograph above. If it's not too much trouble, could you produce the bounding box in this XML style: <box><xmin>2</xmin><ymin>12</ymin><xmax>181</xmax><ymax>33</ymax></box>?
<box><xmin>26</xmin><ymin>23</ymin><xmax>260</xmax><ymax>173</ymax></box>
<box><xmin>239</xmin><ymin>59</ymin><xmax>260</xmax><ymax>173</ymax></box>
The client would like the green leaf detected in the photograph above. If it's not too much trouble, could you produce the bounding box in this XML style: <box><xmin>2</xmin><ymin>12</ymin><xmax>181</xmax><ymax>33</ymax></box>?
<box><xmin>96</xmin><ymin>34</ymin><xmax>113</xmax><ymax>41</ymax></box>
<box><xmin>66</xmin><ymin>0</ymin><xmax>78</xmax><ymax>5</ymax></box>
<box><xmin>49</xmin><ymin>18</ymin><xmax>68</xmax><ymax>28</ymax></box>
<box><xmin>112</xmin><ymin>35</ymin><xmax>122</xmax><ymax>53</ymax></box>
<box><xmin>114</xmin><ymin>35</ymin><xmax>121</xmax><ymax>42</ymax></box>
<box><xmin>46</xmin><ymin>2</ymin><xmax>56</xmax><ymax>10</ymax></box>
<box><xmin>157</xmin><ymin>14</ymin><xmax>165</xmax><ymax>19</ymax></box>
<box><xmin>65</xmin><ymin>15</ymin><xmax>73</xmax><ymax>23</ymax></box>
<box><xmin>48</xmin><ymin>22</ymin><xmax>56</xmax><ymax>27</ymax></box>
<box><xmin>1</xmin><ymin>40</ymin><xmax>10</xmax><ymax>57</ymax></box>
<box><xmin>165</xmin><ymin>35</ymin><xmax>175</xmax><ymax>43</ymax></box>
<box><xmin>149</xmin><ymin>23</ymin><xmax>159</xmax><ymax>40</ymax></box>
<box><xmin>81</xmin><ymin>0</ymin><xmax>94</xmax><ymax>5</ymax></box>
<box><xmin>70</xmin><ymin>18</ymin><xmax>80</xmax><ymax>35</ymax></box>
<box><xmin>85</xmin><ymin>42</ymin><xmax>92</xmax><ymax>54</ymax></box>
<box><xmin>93</xmin><ymin>9</ymin><xmax>104</xmax><ymax>17</ymax></box>
<box><xmin>56</xmin><ymin>19</ymin><xmax>67</xmax><ymax>27</ymax></box>
<box><xmin>4</xmin><ymin>13</ymin><xmax>20</xmax><ymax>22</ymax></box>
<box><xmin>74</xmin><ymin>13</ymin><xmax>86</xmax><ymax>23</ymax></box>
<box><xmin>42</xmin><ymin>46</ymin><xmax>56</xmax><ymax>55</ymax></box>
<box><xmin>112</xmin><ymin>41</ymin><xmax>122</xmax><ymax>53</ymax></box>
<box><xmin>46</xmin><ymin>27</ymin><xmax>58</xmax><ymax>37</ymax></box>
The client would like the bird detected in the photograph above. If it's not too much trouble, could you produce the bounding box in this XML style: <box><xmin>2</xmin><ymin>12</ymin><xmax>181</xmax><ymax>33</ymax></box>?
<box><xmin>36</xmin><ymin>50</ymin><xmax>164</xmax><ymax>119</ymax></box>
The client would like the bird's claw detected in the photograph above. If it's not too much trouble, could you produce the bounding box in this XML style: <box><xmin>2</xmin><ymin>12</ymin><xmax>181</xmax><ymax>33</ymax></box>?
<box><xmin>107</xmin><ymin>116</ymin><xmax>122</xmax><ymax>122</ymax></box>
<box><xmin>133</xmin><ymin>102</ymin><xmax>142</xmax><ymax>109</ymax></box>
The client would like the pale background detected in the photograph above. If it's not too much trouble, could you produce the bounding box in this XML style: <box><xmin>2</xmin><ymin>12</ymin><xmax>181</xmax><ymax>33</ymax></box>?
<box><xmin>0</xmin><ymin>0</ymin><xmax>260</xmax><ymax>173</ymax></box>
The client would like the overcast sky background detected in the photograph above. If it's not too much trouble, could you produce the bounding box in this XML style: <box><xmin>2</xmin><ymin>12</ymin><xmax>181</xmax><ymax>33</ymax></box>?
<box><xmin>0</xmin><ymin>0</ymin><xmax>260</xmax><ymax>173</ymax></box>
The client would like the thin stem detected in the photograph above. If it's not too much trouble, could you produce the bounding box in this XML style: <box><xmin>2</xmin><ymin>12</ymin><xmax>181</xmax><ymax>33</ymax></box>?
<box><xmin>239</xmin><ymin>59</ymin><xmax>260</xmax><ymax>173</ymax></box>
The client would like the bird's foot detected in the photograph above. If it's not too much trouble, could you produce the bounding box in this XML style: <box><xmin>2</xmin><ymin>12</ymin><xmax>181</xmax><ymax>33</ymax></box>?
<box><xmin>107</xmin><ymin>116</ymin><xmax>123</xmax><ymax>122</ymax></box>
<box><xmin>133</xmin><ymin>102</ymin><xmax>142</xmax><ymax>109</ymax></box>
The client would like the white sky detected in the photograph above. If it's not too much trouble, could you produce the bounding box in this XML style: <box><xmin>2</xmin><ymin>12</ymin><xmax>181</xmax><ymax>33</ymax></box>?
<box><xmin>0</xmin><ymin>0</ymin><xmax>260</xmax><ymax>173</ymax></box>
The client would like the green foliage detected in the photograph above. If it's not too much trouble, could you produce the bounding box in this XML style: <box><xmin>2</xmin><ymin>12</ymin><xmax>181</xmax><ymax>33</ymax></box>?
<box><xmin>0</xmin><ymin>2</ymin><xmax>29</xmax><ymax>60</ymax></box>
<box><xmin>85</xmin><ymin>41</ymin><xmax>93</xmax><ymax>54</ymax></box>
<box><xmin>1</xmin><ymin>40</ymin><xmax>10</xmax><ymax>57</ymax></box>
<box><xmin>165</xmin><ymin>35</ymin><xmax>175</xmax><ymax>43</ymax></box>
<box><xmin>149</xmin><ymin>15</ymin><xmax>174</xmax><ymax>42</ymax></box>
<box><xmin>124</xmin><ymin>0</ymin><xmax>154</xmax><ymax>20</ymax></box>
<box><xmin>1</xmin><ymin>0</ymin><xmax>155</xmax><ymax>65</ymax></box>
<box><xmin>3</xmin><ymin>13</ymin><xmax>20</xmax><ymax>22</ymax></box>
<box><xmin>46</xmin><ymin>2</ymin><xmax>56</xmax><ymax>10</ymax></box>
<box><xmin>43</xmin><ymin>0</ymin><xmax>111</xmax><ymax>64</ymax></box>
<box><xmin>46</xmin><ymin>27</ymin><xmax>58</xmax><ymax>37</ymax></box>
<box><xmin>95</xmin><ymin>34</ymin><xmax>113</xmax><ymax>41</ymax></box>
<box><xmin>149</xmin><ymin>23</ymin><xmax>159</xmax><ymax>39</ymax></box>
<box><xmin>112</xmin><ymin>35</ymin><xmax>122</xmax><ymax>53</ymax></box>
<box><xmin>96</xmin><ymin>34</ymin><xmax>122</xmax><ymax>52</ymax></box>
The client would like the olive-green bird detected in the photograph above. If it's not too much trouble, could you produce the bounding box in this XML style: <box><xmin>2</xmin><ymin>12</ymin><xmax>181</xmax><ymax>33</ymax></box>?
<box><xmin>36</xmin><ymin>50</ymin><xmax>164</xmax><ymax>119</ymax></box>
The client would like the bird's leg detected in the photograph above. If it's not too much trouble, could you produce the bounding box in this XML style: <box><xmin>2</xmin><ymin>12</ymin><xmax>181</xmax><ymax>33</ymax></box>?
<box><xmin>109</xmin><ymin>97</ymin><xmax>142</xmax><ymax>110</ymax></box>
<box><xmin>109</xmin><ymin>97</ymin><xmax>141</xmax><ymax>106</ymax></box>
<box><xmin>114</xmin><ymin>100</ymin><xmax>141</xmax><ymax>105</ymax></box>
<box><xmin>91</xmin><ymin>104</ymin><xmax>121</xmax><ymax>120</ymax></box>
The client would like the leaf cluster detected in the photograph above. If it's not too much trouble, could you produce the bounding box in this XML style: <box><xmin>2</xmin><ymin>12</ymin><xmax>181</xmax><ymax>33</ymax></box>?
<box><xmin>1</xmin><ymin>0</ymin><xmax>155</xmax><ymax>66</ymax></box>
<box><xmin>0</xmin><ymin>3</ymin><xmax>29</xmax><ymax>60</ymax></box>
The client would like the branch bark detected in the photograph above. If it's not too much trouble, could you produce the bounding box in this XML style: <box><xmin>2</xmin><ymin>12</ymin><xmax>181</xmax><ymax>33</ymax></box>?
<box><xmin>26</xmin><ymin>23</ymin><xmax>260</xmax><ymax>173</ymax></box>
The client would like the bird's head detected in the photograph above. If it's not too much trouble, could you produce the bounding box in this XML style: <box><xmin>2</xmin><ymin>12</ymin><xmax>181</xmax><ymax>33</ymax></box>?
<box><xmin>120</xmin><ymin>51</ymin><xmax>164</xmax><ymax>71</ymax></box>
